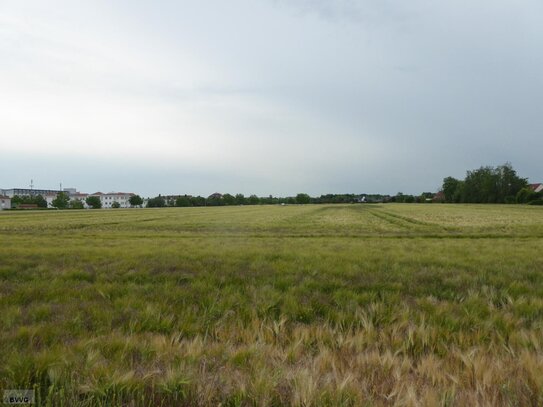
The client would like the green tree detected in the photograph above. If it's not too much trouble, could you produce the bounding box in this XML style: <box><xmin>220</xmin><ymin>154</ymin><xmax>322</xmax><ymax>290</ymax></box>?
<box><xmin>175</xmin><ymin>196</ymin><xmax>192</xmax><ymax>207</ymax></box>
<box><xmin>129</xmin><ymin>195</ymin><xmax>143</xmax><ymax>207</ymax></box>
<box><xmin>70</xmin><ymin>199</ymin><xmax>84</xmax><ymax>209</ymax></box>
<box><xmin>442</xmin><ymin>177</ymin><xmax>461</xmax><ymax>203</ymax></box>
<box><xmin>295</xmin><ymin>193</ymin><xmax>310</xmax><ymax>204</ymax></box>
<box><xmin>452</xmin><ymin>181</ymin><xmax>465</xmax><ymax>203</ymax></box>
<box><xmin>463</xmin><ymin>163</ymin><xmax>527</xmax><ymax>203</ymax></box>
<box><xmin>111</xmin><ymin>201</ymin><xmax>121</xmax><ymax>208</ymax></box>
<box><xmin>146</xmin><ymin>196</ymin><xmax>166</xmax><ymax>208</ymax></box>
<box><xmin>222</xmin><ymin>194</ymin><xmax>235</xmax><ymax>205</ymax></box>
<box><xmin>248</xmin><ymin>195</ymin><xmax>261</xmax><ymax>205</ymax></box>
<box><xmin>12</xmin><ymin>195</ymin><xmax>47</xmax><ymax>208</ymax></box>
<box><xmin>86</xmin><ymin>196</ymin><xmax>102</xmax><ymax>209</ymax></box>
<box><xmin>496</xmin><ymin>163</ymin><xmax>528</xmax><ymax>202</ymax></box>
<box><xmin>190</xmin><ymin>196</ymin><xmax>206</xmax><ymax>206</ymax></box>
<box><xmin>235</xmin><ymin>194</ymin><xmax>246</xmax><ymax>205</ymax></box>
<box><xmin>516</xmin><ymin>187</ymin><xmax>536</xmax><ymax>204</ymax></box>
<box><xmin>52</xmin><ymin>192</ymin><xmax>70</xmax><ymax>209</ymax></box>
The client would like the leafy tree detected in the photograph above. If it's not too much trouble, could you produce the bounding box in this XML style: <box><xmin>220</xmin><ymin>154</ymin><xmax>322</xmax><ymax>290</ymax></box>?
<box><xmin>175</xmin><ymin>196</ymin><xmax>192</xmax><ymax>207</ymax></box>
<box><xmin>516</xmin><ymin>187</ymin><xmax>542</xmax><ymax>204</ymax></box>
<box><xmin>86</xmin><ymin>196</ymin><xmax>102</xmax><ymax>209</ymax></box>
<box><xmin>206</xmin><ymin>195</ymin><xmax>223</xmax><ymax>206</ymax></box>
<box><xmin>445</xmin><ymin>163</ymin><xmax>527</xmax><ymax>204</ymax></box>
<box><xmin>442</xmin><ymin>177</ymin><xmax>461</xmax><ymax>203</ymax></box>
<box><xmin>70</xmin><ymin>199</ymin><xmax>84</xmax><ymax>209</ymax></box>
<box><xmin>52</xmin><ymin>192</ymin><xmax>70</xmax><ymax>209</ymax></box>
<box><xmin>496</xmin><ymin>163</ymin><xmax>528</xmax><ymax>202</ymax></box>
<box><xmin>295</xmin><ymin>193</ymin><xmax>310</xmax><ymax>204</ymax></box>
<box><xmin>12</xmin><ymin>195</ymin><xmax>47</xmax><ymax>208</ymax></box>
<box><xmin>129</xmin><ymin>195</ymin><xmax>143</xmax><ymax>207</ymax></box>
<box><xmin>190</xmin><ymin>196</ymin><xmax>206</xmax><ymax>207</ymax></box>
<box><xmin>111</xmin><ymin>201</ymin><xmax>121</xmax><ymax>208</ymax></box>
<box><xmin>248</xmin><ymin>195</ymin><xmax>261</xmax><ymax>205</ymax></box>
<box><xmin>34</xmin><ymin>195</ymin><xmax>48</xmax><ymax>208</ymax></box>
<box><xmin>146</xmin><ymin>196</ymin><xmax>166</xmax><ymax>208</ymax></box>
<box><xmin>222</xmin><ymin>193</ymin><xmax>235</xmax><ymax>205</ymax></box>
<box><xmin>235</xmin><ymin>194</ymin><xmax>246</xmax><ymax>205</ymax></box>
<box><xmin>452</xmin><ymin>181</ymin><xmax>465</xmax><ymax>203</ymax></box>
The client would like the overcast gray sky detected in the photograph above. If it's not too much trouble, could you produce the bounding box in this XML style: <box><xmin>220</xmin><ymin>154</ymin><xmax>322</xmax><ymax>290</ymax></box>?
<box><xmin>1</xmin><ymin>0</ymin><xmax>541</xmax><ymax>197</ymax></box>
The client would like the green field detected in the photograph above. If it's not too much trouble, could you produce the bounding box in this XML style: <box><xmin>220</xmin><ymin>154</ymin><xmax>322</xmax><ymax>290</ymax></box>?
<box><xmin>1</xmin><ymin>204</ymin><xmax>543</xmax><ymax>406</ymax></box>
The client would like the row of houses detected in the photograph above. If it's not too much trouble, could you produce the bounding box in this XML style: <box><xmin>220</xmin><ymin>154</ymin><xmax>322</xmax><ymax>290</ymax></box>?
<box><xmin>0</xmin><ymin>187</ymin><xmax>136</xmax><ymax>210</ymax></box>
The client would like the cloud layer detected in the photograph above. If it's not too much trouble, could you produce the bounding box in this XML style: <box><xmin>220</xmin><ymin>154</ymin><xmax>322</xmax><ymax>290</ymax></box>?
<box><xmin>1</xmin><ymin>0</ymin><xmax>541</xmax><ymax>196</ymax></box>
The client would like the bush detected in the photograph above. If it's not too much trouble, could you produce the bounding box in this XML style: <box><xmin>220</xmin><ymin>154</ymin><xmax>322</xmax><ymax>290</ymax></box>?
<box><xmin>129</xmin><ymin>195</ymin><xmax>143</xmax><ymax>207</ymax></box>
<box><xmin>528</xmin><ymin>199</ymin><xmax>543</xmax><ymax>206</ymax></box>
<box><xmin>85</xmin><ymin>196</ymin><xmax>102</xmax><ymax>209</ymax></box>
<box><xmin>146</xmin><ymin>196</ymin><xmax>166</xmax><ymax>208</ymax></box>
<box><xmin>70</xmin><ymin>200</ymin><xmax>84</xmax><ymax>209</ymax></box>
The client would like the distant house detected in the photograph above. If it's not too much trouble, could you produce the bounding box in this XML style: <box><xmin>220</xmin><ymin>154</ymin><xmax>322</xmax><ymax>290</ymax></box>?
<box><xmin>0</xmin><ymin>196</ymin><xmax>11</xmax><ymax>210</ymax></box>
<box><xmin>530</xmin><ymin>183</ymin><xmax>543</xmax><ymax>193</ymax></box>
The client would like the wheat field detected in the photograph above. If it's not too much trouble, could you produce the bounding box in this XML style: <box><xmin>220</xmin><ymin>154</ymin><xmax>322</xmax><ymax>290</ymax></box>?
<box><xmin>1</xmin><ymin>204</ymin><xmax>543</xmax><ymax>406</ymax></box>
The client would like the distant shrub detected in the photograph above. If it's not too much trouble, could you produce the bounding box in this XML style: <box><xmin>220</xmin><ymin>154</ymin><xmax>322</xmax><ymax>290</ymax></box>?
<box><xmin>70</xmin><ymin>200</ymin><xmax>84</xmax><ymax>209</ymax></box>
<box><xmin>147</xmin><ymin>196</ymin><xmax>166</xmax><ymax>208</ymax></box>
<box><xmin>528</xmin><ymin>199</ymin><xmax>543</xmax><ymax>206</ymax></box>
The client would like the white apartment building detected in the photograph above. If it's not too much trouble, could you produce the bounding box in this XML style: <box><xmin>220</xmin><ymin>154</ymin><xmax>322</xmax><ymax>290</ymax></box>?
<box><xmin>0</xmin><ymin>187</ymin><xmax>137</xmax><ymax>209</ymax></box>
<box><xmin>0</xmin><ymin>196</ymin><xmax>11</xmax><ymax>210</ymax></box>
<box><xmin>90</xmin><ymin>192</ymin><xmax>135</xmax><ymax>208</ymax></box>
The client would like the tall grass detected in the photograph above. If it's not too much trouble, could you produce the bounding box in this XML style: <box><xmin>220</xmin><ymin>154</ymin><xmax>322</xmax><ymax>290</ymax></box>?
<box><xmin>0</xmin><ymin>204</ymin><xmax>542</xmax><ymax>405</ymax></box>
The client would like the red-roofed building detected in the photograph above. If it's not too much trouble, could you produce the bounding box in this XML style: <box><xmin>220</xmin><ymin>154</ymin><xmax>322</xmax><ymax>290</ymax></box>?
<box><xmin>529</xmin><ymin>183</ymin><xmax>543</xmax><ymax>193</ymax></box>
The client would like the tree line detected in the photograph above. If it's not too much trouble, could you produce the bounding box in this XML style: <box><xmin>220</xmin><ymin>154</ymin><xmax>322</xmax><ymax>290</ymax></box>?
<box><xmin>8</xmin><ymin>162</ymin><xmax>540</xmax><ymax>209</ymax></box>
<box><xmin>144</xmin><ymin>193</ymin><xmax>393</xmax><ymax>207</ymax></box>
<box><xmin>441</xmin><ymin>163</ymin><xmax>542</xmax><ymax>204</ymax></box>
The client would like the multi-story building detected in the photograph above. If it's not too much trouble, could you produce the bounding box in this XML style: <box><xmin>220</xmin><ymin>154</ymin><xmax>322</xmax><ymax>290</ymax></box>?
<box><xmin>0</xmin><ymin>187</ymin><xmax>137</xmax><ymax>209</ymax></box>
<box><xmin>0</xmin><ymin>188</ymin><xmax>63</xmax><ymax>198</ymax></box>
<box><xmin>70</xmin><ymin>193</ymin><xmax>90</xmax><ymax>208</ymax></box>
<box><xmin>0</xmin><ymin>196</ymin><xmax>11</xmax><ymax>210</ymax></box>
<box><xmin>89</xmin><ymin>192</ymin><xmax>135</xmax><ymax>208</ymax></box>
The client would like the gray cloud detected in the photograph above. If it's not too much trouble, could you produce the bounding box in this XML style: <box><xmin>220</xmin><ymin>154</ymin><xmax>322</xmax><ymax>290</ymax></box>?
<box><xmin>0</xmin><ymin>0</ymin><xmax>541</xmax><ymax>196</ymax></box>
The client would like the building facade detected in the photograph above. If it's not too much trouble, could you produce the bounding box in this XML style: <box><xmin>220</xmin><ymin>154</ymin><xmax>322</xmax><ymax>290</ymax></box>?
<box><xmin>0</xmin><ymin>196</ymin><xmax>11</xmax><ymax>210</ymax></box>
<box><xmin>89</xmin><ymin>192</ymin><xmax>135</xmax><ymax>208</ymax></box>
<box><xmin>0</xmin><ymin>188</ymin><xmax>63</xmax><ymax>198</ymax></box>
<box><xmin>0</xmin><ymin>187</ymin><xmax>137</xmax><ymax>209</ymax></box>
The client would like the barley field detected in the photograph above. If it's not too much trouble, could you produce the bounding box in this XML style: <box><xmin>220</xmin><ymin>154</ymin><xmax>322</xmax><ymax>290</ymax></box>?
<box><xmin>1</xmin><ymin>204</ymin><xmax>543</xmax><ymax>406</ymax></box>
